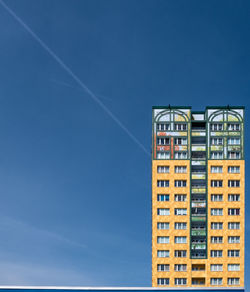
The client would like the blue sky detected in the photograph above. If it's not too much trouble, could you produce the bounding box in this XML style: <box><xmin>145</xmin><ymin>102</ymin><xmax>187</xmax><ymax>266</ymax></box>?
<box><xmin>0</xmin><ymin>0</ymin><xmax>249</xmax><ymax>288</ymax></box>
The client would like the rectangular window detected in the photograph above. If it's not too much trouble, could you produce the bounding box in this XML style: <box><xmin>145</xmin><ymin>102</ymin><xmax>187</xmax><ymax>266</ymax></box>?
<box><xmin>157</xmin><ymin>264</ymin><xmax>170</xmax><ymax>272</ymax></box>
<box><xmin>157</xmin><ymin>236</ymin><xmax>170</xmax><ymax>244</ymax></box>
<box><xmin>175</xmin><ymin>194</ymin><xmax>187</xmax><ymax>201</ymax></box>
<box><xmin>211</xmin><ymin>264</ymin><xmax>223</xmax><ymax>271</ymax></box>
<box><xmin>174</xmin><ymin>123</ymin><xmax>187</xmax><ymax>131</ymax></box>
<box><xmin>157</xmin><ymin>138</ymin><xmax>170</xmax><ymax>145</ymax></box>
<box><xmin>228</xmin><ymin>138</ymin><xmax>240</xmax><ymax>145</ymax></box>
<box><xmin>228</xmin><ymin>151</ymin><xmax>241</xmax><ymax>159</ymax></box>
<box><xmin>174</xmin><ymin>152</ymin><xmax>187</xmax><ymax>159</ymax></box>
<box><xmin>228</xmin><ymin>236</ymin><xmax>240</xmax><ymax>244</ymax></box>
<box><xmin>228</xmin><ymin>194</ymin><xmax>240</xmax><ymax>202</ymax></box>
<box><xmin>228</xmin><ymin>278</ymin><xmax>240</xmax><ymax>286</ymax></box>
<box><xmin>211</xmin><ymin>222</ymin><xmax>223</xmax><ymax>230</ymax></box>
<box><xmin>228</xmin><ymin>250</ymin><xmax>240</xmax><ymax>257</ymax></box>
<box><xmin>228</xmin><ymin>208</ymin><xmax>240</xmax><ymax>215</ymax></box>
<box><xmin>211</xmin><ymin>194</ymin><xmax>223</xmax><ymax>202</ymax></box>
<box><xmin>211</xmin><ymin>152</ymin><xmax>223</xmax><ymax>159</ymax></box>
<box><xmin>210</xmin><ymin>123</ymin><xmax>223</xmax><ymax>131</ymax></box>
<box><xmin>174</xmin><ymin>278</ymin><xmax>187</xmax><ymax>285</ymax></box>
<box><xmin>157</xmin><ymin>194</ymin><xmax>169</xmax><ymax>202</ymax></box>
<box><xmin>175</xmin><ymin>208</ymin><xmax>187</xmax><ymax>216</ymax></box>
<box><xmin>211</xmin><ymin>138</ymin><xmax>223</xmax><ymax>145</ymax></box>
<box><xmin>157</xmin><ymin>250</ymin><xmax>169</xmax><ymax>258</ymax></box>
<box><xmin>175</xmin><ymin>166</ymin><xmax>187</xmax><ymax>173</ymax></box>
<box><xmin>228</xmin><ymin>180</ymin><xmax>240</xmax><ymax>187</ymax></box>
<box><xmin>175</xmin><ymin>180</ymin><xmax>187</xmax><ymax>187</ymax></box>
<box><xmin>157</xmin><ymin>152</ymin><xmax>170</xmax><ymax>159</ymax></box>
<box><xmin>211</xmin><ymin>166</ymin><xmax>223</xmax><ymax>173</ymax></box>
<box><xmin>228</xmin><ymin>123</ymin><xmax>240</xmax><ymax>131</ymax></box>
<box><xmin>211</xmin><ymin>278</ymin><xmax>223</xmax><ymax>285</ymax></box>
<box><xmin>175</xmin><ymin>236</ymin><xmax>187</xmax><ymax>244</ymax></box>
<box><xmin>157</xmin><ymin>278</ymin><xmax>169</xmax><ymax>285</ymax></box>
<box><xmin>228</xmin><ymin>222</ymin><xmax>240</xmax><ymax>230</ymax></box>
<box><xmin>228</xmin><ymin>166</ymin><xmax>240</xmax><ymax>173</ymax></box>
<box><xmin>175</xmin><ymin>222</ymin><xmax>187</xmax><ymax>230</ymax></box>
<box><xmin>211</xmin><ymin>250</ymin><xmax>223</xmax><ymax>257</ymax></box>
<box><xmin>174</xmin><ymin>264</ymin><xmax>187</xmax><ymax>272</ymax></box>
<box><xmin>211</xmin><ymin>180</ymin><xmax>223</xmax><ymax>187</ymax></box>
<box><xmin>157</xmin><ymin>208</ymin><xmax>170</xmax><ymax>216</ymax></box>
<box><xmin>157</xmin><ymin>123</ymin><xmax>170</xmax><ymax>131</ymax></box>
<box><xmin>174</xmin><ymin>250</ymin><xmax>187</xmax><ymax>258</ymax></box>
<box><xmin>157</xmin><ymin>166</ymin><xmax>169</xmax><ymax>173</ymax></box>
<box><xmin>157</xmin><ymin>222</ymin><xmax>169</xmax><ymax>230</ymax></box>
<box><xmin>211</xmin><ymin>208</ymin><xmax>223</xmax><ymax>216</ymax></box>
<box><xmin>228</xmin><ymin>264</ymin><xmax>240</xmax><ymax>272</ymax></box>
<box><xmin>174</xmin><ymin>138</ymin><xmax>187</xmax><ymax>145</ymax></box>
<box><xmin>157</xmin><ymin>180</ymin><xmax>169</xmax><ymax>187</ymax></box>
<box><xmin>211</xmin><ymin>236</ymin><xmax>223</xmax><ymax>244</ymax></box>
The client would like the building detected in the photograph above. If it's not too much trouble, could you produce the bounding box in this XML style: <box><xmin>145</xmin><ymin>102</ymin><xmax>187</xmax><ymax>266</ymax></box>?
<box><xmin>152</xmin><ymin>106</ymin><xmax>244</xmax><ymax>288</ymax></box>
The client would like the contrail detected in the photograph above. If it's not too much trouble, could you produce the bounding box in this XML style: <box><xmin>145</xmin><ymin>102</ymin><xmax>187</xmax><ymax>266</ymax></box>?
<box><xmin>0</xmin><ymin>0</ymin><xmax>150</xmax><ymax>156</ymax></box>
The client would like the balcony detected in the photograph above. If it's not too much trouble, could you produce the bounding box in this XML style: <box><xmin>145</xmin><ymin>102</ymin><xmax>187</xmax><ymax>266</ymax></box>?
<box><xmin>192</xmin><ymin>160</ymin><xmax>206</xmax><ymax>166</ymax></box>
<box><xmin>192</xmin><ymin>202</ymin><xmax>206</xmax><ymax>208</ymax></box>
<box><xmin>192</xmin><ymin>187</ymin><xmax>206</xmax><ymax>194</ymax></box>
<box><xmin>191</xmin><ymin>230</ymin><xmax>206</xmax><ymax>236</ymax></box>
<box><xmin>192</xmin><ymin>145</ymin><xmax>206</xmax><ymax>151</ymax></box>
<box><xmin>191</xmin><ymin>215</ymin><xmax>206</xmax><ymax>222</ymax></box>
<box><xmin>191</xmin><ymin>173</ymin><xmax>206</xmax><ymax>180</ymax></box>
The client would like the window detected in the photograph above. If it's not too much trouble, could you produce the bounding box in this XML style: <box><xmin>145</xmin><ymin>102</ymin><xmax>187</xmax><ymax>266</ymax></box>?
<box><xmin>175</xmin><ymin>236</ymin><xmax>187</xmax><ymax>244</ymax></box>
<box><xmin>211</xmin><ymin>264</ymin><xmax>223</xmax><ymax>271</ymax></box>
<box><xmin>211</xmin><ymin>208</ymin><xmax>223</xmax><ymax>216</ymax></box>
<box><xmin>157</xmin><ymin>236</ymin><xmax>169</xmax><ymax>244</ymax></box>
<box><xmin>157</xmin><ymin>180</ymin><xmax>169</xmax><ymax>187</ymax></box>
<box><xmin>228</xmin><ymin>166</ymin><xmax>240</xmax><ymax>173</ymax></box>
<box><xmin>157</xmin><ymin>152</ymin><xmax>170</xmax><ymax>159</ymax></box>
<box><xmin>228</xmin><ymin>137</ymin><xmax>240</xmax><ymax>145</ymax></box>
<box><xmin>174</xmin><ymin>138</ymin><xmax>187</xmax><ymax>145</ymax></box>
<box><xmin>228</xmin><ymin>264</ymin><xmax>240</xmax><ymax>272</ymax></box>
<box><xmin>174</xmin><ymin>278</ymin><xmax>187</xmax><ymax>285</ymax></box>
<box><xmin>210</xmin><ymin>123</ymin><xmax>223</xmax><ymax>131</ymax></box>
<box><xmin>211</xmin><ymin>152</ymin><xmax>223</xmax><ymax>159</ymax></box>
<box><xmin>174</xmin><ymin>123</ymin><xmax>187</xmax><ymax>131</ymax></box>
<box><xmin>174</xmin><ymin>152</ymin><xmax>187</xmax><ymax>159</ymax></box>
<box><xmin>211</xmin><ymin>278</ymin><xmax>223</xmax><ymax>285</ymax></box>
<box><xmin>175</xmin><ymin>222</ymin><xmax>187</xmax><ymax>230</ymax></box>
<box><xmin>175</xmin><ymin>250</ymin><xmax>187</xmax><ymax>258</ymax></box>
<box><xmin>211</xmin><ymin>180</ymin><xmax>223</xmax><ymax>187</ymax></box>
<box><xmin>228</xmin><ymin>222</ymin><xmax>240</xmax><ymax>230</ymax></box>
<box><xmin>157</xmin><ymin>166</ymin><xmax>169</xmax><ymax>173</ymax></box>
<box><xmin>228</xmin><ymin>194</ymin><xmax>240</xmax><ymax>202</ymax></box>
<box><xmin>175</xmin><ymin>180</ymin><xmax>187</xmax><ymax>187</ymax></box>
<box><xmin>228</xmin><ymin>250</ymin><xmax>240</xmax><ymax>257</ymax></box>
<box><xmin>175</xmin><ymin>194</ymin><xmax>187</xmax><ymax>202</ymax></box>
<box><xmin>157</xmin><ymin>138</ymin><xmax>170</xmax><ymax>145</ymax></box>
<box><xmin>174</xmin><ymin>264</ymin><xmax>187</xmax><ymax>272</ymax></box>
<box><xmin>211</xmin><ymin>250</ymin><xmax>223</xmax><ymax>257</ymax></box>
<box><xmin>228</xmin><ymin>151</ymin><xmax>240</xmax><ymax>159</ymax></box>
<box><xmin>157</xmin><ymin>264</ymin><xmax>169</xmax><ymax>272</ymax></box>
<box><xmin>228</xmin><ymin>123</ymin><xmax>240</xmax><ymax>131</ymax></box>
<box><xmin>175</xmin><ymin>208</ymin><xmax>187</xmax><ymax>216</ymax></box>
<box><xmin>175</xmin><ymin>166</ymin><xmax>187</xmax><ymax>173</ymax></box>
<box><xmin>211</xmin><ymin>236</ymin><xmax>223</xmax><ymax>244</ymax></box>
<box><xmin>211</xmin><ymin>138</ymin><xmax>223</xmax><ymax>145</ymax></box>
<box><xmin>157</xmin><ymin>123</ymin><xmax>170</xmax><ymax>131</ymax></box>
<box><xmin>157</xmin><ymin>222</ymin><xmax>169</xmax><ymax>230</ymax></box>
<box><xmin>157</xmin><ymin>278</ymin><xmax>169</xmax><ymax>285</ymax></box>
<box><xmin>228</xmin><ymin>208</ymin><xmax>240</xmax><ymax>215</ymax></box>
<box><xmin>228</xmin><ymin>278</ymin><xmax>240</xmax><ymax>286</ymax></box>
<box><xmin>228</xmin><ymin>180</ymin><xmax>240</xmax><ymax>187</ymax></box>
<box><xmin>211</xmin><ymin>166</ymin><xmax>223</xmax><ymax>173</ymax></box>
<box><xmin>157</xmin><ymin>250</ymin><xmax>169</xmax><ymax>258</ymax></box>
<box><xmin>211</xmin><ymin>222</ymin><xmax>223</xmax><ymax>230</ymax></box>
<box><xmin>211</xmin><ymin>194</ymin><xmax>223</xmax><ymax>202</ymax></box>
<box><xmin>157</xmin><ymin>208</ymin><xmax>170</xmax><ymax>216</ymax></box>
<box><xmin>228</xmin><ymin>236</ymin><xmax>240</xmax><ymax>244</ymax></box>
<box><xmin>157</xmin><ymin>194</ymin><xmax>169</xmax><ymax>202</ymax></box>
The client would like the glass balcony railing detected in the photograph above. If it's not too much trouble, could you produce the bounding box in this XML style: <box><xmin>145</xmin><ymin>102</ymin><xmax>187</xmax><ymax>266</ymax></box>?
<box><xmin>191</xmin><ymin>216</ymin><xmax>206</xmax><ymax>222</ymax></box>
<box><xmin>191</xmin><ymin>230</ymin><xmax>206</xmax><ymax>236</ymax></box>
<box><xmin>192</xmin><ymin>187</ymin><xmax>206</xmax><ymax>193</ymax></box>
<box><xmin>191</xmin><ymin>244</ymin><xmax>206</xmax><ymax>250</ymax></box>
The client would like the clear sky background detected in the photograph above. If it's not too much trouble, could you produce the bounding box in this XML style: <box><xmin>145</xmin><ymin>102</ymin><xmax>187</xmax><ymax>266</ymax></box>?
<box><xmin>0</xmin><ymin>0</ymin><xmax>249</xmax><ymax>288</ymax></box>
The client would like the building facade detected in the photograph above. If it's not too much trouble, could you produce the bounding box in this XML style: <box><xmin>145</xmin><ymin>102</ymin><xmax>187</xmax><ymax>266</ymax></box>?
<box><xmin>152</xmin><ymin>106</ymin><xmax>244</xmax><ymax>288</ymax></box>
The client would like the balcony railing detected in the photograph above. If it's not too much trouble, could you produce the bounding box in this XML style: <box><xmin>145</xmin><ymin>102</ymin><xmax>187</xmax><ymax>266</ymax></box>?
<box><xmin>191</xmin><ymin>216</ymin><xmax>206</xmax><ymax>222</ymax></box>
<box><xmin>191</xmin><ymin>230</ymin><xmax>206</xmax><ymax>236</ymax></box>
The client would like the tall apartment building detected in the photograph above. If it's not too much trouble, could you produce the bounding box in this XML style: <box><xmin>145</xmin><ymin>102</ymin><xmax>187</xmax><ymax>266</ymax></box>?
<box><xmin>152</xmin><ymin>106</ymin><xmax>244</xmax><ymax>288</ymax></box>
